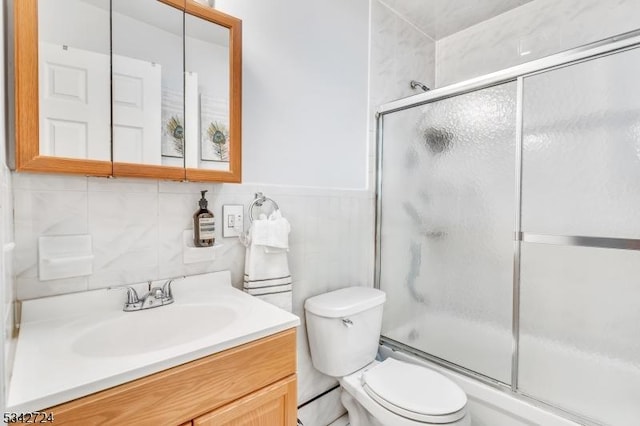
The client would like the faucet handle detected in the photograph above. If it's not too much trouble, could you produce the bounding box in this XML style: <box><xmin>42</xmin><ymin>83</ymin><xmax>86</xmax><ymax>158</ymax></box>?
<box><xmin>162</xmin><ymin>280</ymin><xmax>173</xmax><ymax>298</ymax></box>
<box><xmin>108</xmin><ymin>286</ymin><xmax>140</xmax><ymax>304</ymax></box>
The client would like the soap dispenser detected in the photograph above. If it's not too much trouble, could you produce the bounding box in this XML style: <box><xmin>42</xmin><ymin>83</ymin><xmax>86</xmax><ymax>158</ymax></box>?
<box><xmin>194</xmin><ymin>190</ymin><xmax>215</xmax><ymax>247</ymax></box>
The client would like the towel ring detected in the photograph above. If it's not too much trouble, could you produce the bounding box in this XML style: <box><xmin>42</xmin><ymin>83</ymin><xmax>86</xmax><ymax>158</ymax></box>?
<box><xmin>249</xmin><ymin>192</ymin><xmax>279</xmax><ymax>222</ymax></box>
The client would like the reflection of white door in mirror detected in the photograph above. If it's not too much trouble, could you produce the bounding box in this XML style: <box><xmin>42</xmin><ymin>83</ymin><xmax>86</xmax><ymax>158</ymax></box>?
<box><xmin>38</xmin><ymin>43</ymin><xmax>110</xmax><ymax>161</ymax></box>
<box><xmin>112</xmin><ymin>55</ymin><xmax>162</xmax><ymax>165</ymax></box>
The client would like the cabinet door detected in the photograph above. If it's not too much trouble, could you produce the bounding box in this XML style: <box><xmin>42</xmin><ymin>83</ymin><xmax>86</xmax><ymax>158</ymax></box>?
<box><xmin>194</xmin><ymin>376</ymin><xmax>297</xmax><ymax>426</ymax></box>
<box><xmin>15</xmin><ymin>0</ymin><xmax>113</xmax><ymax>176</ymax></box>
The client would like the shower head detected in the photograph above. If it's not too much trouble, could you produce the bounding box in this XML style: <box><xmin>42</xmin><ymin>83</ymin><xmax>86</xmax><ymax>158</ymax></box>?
<box><xmin>410</xmin><ymin>80</ymin><xmax>430</xmax><ymax>92</ymax></box>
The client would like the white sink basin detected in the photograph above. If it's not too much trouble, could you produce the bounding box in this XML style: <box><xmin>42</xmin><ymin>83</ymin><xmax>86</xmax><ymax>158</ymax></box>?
<box><xmin>72</xmin><ymin>303</ymin><xmax>238</xmax><ymax>357</ymax></box>
<box><xmin>8</xmin><ymin>271</ymin><xmax>300</xmax><ymax>413</ymax></box>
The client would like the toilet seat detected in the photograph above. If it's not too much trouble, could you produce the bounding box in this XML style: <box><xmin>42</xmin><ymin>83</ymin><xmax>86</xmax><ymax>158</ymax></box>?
<box><xmin>361</xmin><ymin>358</ymin><xmax>467</xmax><ymax>424</ymax></box>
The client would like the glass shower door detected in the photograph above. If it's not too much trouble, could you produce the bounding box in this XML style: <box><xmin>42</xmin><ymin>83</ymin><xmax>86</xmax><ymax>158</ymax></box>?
<box><xmin>379</xmin><ymin>82</ymin><xmax>517</xmax><ymax>384</ymax></box>
<box><xmin>518</xmin><ymin>47</ymin><xmax>640</xmax><ymax>425</ymax></box>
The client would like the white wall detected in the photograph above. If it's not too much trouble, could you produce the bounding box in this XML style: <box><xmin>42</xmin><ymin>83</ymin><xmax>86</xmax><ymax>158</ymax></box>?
<box><xmin>435</xmin><ymin>0</ymin><xmax>640</xmax><ymax>87</ymax></box>
<box><xmin>38</xmin><ymin>0</ymin><xmax>110</xmax><ymax>55</ymax></box>
<box><xmin>215</xmin><ymin>0</ymin><xmax>370</xmax><ymax>190</ymax></box>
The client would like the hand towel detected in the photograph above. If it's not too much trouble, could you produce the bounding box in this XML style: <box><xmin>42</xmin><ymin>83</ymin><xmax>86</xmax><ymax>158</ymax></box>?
<box><xmin>243</xmin><ymin>210</ymin><xmax>293</xmax><ymax>312</ymax></box>
<box><xmin>251</xmin><ymin>210</ymin><xmax>290</xmax><ymax>251</ymax></box>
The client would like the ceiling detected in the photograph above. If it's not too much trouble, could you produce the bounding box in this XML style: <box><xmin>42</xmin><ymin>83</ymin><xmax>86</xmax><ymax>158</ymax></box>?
<box><xmin>384</xmin><ymin>0</ymin><xmax>535</xmax><ymax>40</ymax></box>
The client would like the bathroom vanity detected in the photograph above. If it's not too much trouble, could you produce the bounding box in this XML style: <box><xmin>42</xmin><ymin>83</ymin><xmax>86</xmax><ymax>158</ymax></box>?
<box><xmin>48</xmin><ymin>330</ymin><xmax>297</xmax><ymax>425</ymax></box>
<box><xmin>7</xmin><ymin>271</ymin><xmax>299</xmax><ymax>425</ymax></box>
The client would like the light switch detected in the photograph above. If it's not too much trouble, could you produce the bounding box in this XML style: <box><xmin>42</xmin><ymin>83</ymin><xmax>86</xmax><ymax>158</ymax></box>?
<box><xmin>222</xmin><ymin>204</ymin><xmax>244</xmax><ymax>237</ymax></box>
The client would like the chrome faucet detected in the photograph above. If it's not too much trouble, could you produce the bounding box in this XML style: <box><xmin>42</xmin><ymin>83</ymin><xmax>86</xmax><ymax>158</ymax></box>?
<box><xmin>110</xmin><ymin>280</ymin><xmax>174</xmax><ymax>312</ymax></box>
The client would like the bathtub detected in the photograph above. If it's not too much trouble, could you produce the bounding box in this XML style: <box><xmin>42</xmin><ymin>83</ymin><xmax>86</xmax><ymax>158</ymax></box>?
<box><xmin>378</xmin><ymin>344</ymin><xmax>580</xmax><ymax>426</ymax></box>
<box><xmin>381</xmin><ymin>308</ymin><xmax>640</xmax><ymax>425</ymax></box>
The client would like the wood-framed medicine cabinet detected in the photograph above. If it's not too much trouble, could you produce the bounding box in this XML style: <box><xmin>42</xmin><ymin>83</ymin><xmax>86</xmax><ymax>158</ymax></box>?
<box><xmin>12</xmin><ymin>0</ymin><xmax>242</xmax><ymax>183</ymax></box>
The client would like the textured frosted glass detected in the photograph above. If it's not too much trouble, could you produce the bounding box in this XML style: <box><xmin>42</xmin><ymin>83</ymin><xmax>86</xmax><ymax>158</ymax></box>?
<box><xmin>519</xmin><ymin>243</ymin><xmax>640</xmax><ymax>426</ymax></box>
<box><xmin>379</xmin><ymin>82</ymin><xmax>516</xmax><ymax>383</ymax></box>
<box><xmin>522</xmin><ymin>47</ymin><xmax>640</xmax><ymax>238</ymax></box>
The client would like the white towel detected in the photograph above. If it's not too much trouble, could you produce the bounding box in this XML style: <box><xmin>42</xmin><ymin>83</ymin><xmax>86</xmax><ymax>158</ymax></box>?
<box><xmin>243</xmin><ymin>241</ymin><xmax>291</xmax><ymax>285</ymax></box>
<box><xmin>243</xmin><ymin>211</ymin><xmax>293</xmax><ymax>312</ymax></box>
<box><xmin>251</xmin><ymin>210</ymin><xmax>290</xmax><ymax>252</ymax></box>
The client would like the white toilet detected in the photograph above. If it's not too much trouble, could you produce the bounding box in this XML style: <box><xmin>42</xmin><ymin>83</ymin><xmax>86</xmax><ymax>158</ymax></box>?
<box><xmin>304</xmin><ymin>287</ymin><xmax>470</xmax><ymax>426</ymax></box>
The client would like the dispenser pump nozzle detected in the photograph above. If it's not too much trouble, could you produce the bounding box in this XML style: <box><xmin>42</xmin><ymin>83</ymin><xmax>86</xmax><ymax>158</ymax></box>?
<box><xmin>199</xmin><ymin>190</ymin><xmax>208</xmax><ymax>209</ymax></box>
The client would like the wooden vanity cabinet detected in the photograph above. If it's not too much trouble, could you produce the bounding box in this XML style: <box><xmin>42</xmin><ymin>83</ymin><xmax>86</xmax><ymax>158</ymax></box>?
<box><xmin>47</xmin><ymin>329</ymin><xmax>297</xmax><ymax>426</ymax></box>
<box><xmin>194</xmin><ymin>376</ymin><xmax>297</xmax><ymax>425</ymax></box>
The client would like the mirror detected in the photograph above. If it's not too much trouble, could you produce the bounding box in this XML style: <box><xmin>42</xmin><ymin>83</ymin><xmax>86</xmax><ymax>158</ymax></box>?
<box><xmin>112</xmin><ymin>0</ymin><xmax>185</xmax><ymax>169</ymax></box>
<box><xmin>37</xmin><ymin>0</ymin><xmax>111</xmax><ymax>161</ymax></box>
<box><xmin>16</xmin><ymin>0</ymin><xmax>241</xmax><ymax>181</ymax></box>
<box><xmin>185</xmin><ymin>11</ymin><xmax>230</xmax><ymax>172</ymax></box>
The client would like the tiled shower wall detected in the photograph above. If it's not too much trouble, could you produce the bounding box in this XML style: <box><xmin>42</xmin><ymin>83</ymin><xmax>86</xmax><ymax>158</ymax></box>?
<box><xmin>12</xmin><ymin>174</ymin><xmax>374</xmax><ymax>422</ymax></box>
<box><xmin>368</xmin><ymin>0</ymin><xmax>436</xmax><ymax>201</ymax></box>
<box><xmin>370</xmin><ymin>0</ymin><xmax>436</xmax><ymax>108</ymax></box>
<box><xmin>435</xmin><ymin>0</ymin><xmax>640</xmax><ymax>87</ymax></box>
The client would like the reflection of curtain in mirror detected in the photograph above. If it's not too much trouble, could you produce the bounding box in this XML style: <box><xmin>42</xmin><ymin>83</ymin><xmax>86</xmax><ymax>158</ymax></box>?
<box><xmin>200</xmin><ymin>93</ymin><xmax>230</xmax><ymax>163</ymax></box>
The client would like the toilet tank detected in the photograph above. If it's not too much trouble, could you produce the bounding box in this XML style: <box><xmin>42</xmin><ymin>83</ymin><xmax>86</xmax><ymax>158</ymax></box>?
<box><xmin>304</xmin><ymin>287</ymin><xmax>386</xmax><ymax>377</ymax></box>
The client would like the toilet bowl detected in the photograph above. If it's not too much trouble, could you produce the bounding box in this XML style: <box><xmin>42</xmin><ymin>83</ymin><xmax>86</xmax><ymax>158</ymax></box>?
<box><xmin>304</xmin><ymin>287</ymin><xmax>470</xmax><ymax>426</ymax></box>
<box><xmin>340</xmin><ymin>359</ymin><xmax>470</xmax><ymax>426</ymax></box>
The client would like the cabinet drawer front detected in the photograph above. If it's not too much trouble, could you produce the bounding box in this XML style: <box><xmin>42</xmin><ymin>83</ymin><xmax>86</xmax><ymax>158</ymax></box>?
<box><xmin>48</xmin><ymin>329</ymin><xmax>296</xmax><ymax>425</ymax></box>
<box><xmin>194</xmin><ymin>375</ymin><xmax>297</xmax><ymax>426</ymax></box>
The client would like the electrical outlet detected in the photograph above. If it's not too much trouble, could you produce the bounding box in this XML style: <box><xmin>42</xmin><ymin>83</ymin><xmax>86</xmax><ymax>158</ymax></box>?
<box><xmin>222</xmin><ymin>205</ymin><xmax>244</xmax><ymax>237</ymax></box>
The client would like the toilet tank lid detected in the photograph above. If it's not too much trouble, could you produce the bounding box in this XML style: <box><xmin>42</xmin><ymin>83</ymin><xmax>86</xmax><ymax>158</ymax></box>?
<box><xmin>304</xmin><ymin>287</ymin><xmax>385</xmax><ymax>318</ymax></box>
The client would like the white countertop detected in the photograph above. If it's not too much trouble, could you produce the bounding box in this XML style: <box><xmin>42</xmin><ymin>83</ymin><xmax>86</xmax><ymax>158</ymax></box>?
<box><xmin>7</xmin><ymin>271</ymin><xmax>300</xmax><ymax>412</ymax></box>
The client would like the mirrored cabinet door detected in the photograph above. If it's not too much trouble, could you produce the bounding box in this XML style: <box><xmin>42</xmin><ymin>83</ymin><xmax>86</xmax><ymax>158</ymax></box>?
<box><xmin>185</xmin><ymin>11</ymin><xmax>229</xmax><ymax>171</ymax></box>
<box><xmin>14</xmin><ymin>0</ymin><xmax>113</xmax><ymax>175</ymax></box>
<box><xmin>111</xmin><ymin>0</ymin><xmax>186</xmax><ymax>180</ymax></box>
<box><xmin>184</xmin><ymin>1</ymin><xmax>242</xmax><ymax>182</ymax></box>
<box><xmin>38</xmin><ymin>0</ymin><xmax>111</xmax><ymax>161</ymax></box>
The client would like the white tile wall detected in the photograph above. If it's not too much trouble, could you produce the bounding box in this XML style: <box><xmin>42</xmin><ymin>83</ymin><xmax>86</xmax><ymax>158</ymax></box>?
<box><xmin>370</xmin><ymin>0</ymin><xmax>435</xmax><ymax>112</ymax></box>
<box><xmin>435</xmin><ymin>0</ymin><xmax>640</xmax><ymax>87</ymax></box>
<box><xmin>369</xmin><ymin>0</ymin><xmax>437</xmax><ymax>190</ymax></box>
<box><xmin>12</xmin><ymin>173</ymin><xmax>376</xmax><ymax>407</ymax></box>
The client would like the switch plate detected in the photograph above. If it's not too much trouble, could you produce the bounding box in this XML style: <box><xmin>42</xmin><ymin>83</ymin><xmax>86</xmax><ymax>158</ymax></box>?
<box><xmin>222</xmin><ymin>204</ymin><xmax>244</xmax><ymax>237</ymax></box>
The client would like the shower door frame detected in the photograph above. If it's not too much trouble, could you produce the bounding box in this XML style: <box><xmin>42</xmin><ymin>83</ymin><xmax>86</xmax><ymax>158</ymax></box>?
<box><xmin>374</xmin><ymin>28</ymin><xmax>640</xmax><ymax>426</ymax></box>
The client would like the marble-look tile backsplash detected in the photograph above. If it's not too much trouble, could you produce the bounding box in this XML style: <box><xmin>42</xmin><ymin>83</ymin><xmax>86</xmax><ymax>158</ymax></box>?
<box><xmin>13</xmin><ymin>173</ymin><xmax>375</xmax><ymax>299</ymax></box>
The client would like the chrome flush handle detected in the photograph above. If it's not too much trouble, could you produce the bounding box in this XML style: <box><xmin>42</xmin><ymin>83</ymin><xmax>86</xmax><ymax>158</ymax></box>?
<box><xmin>342</xmin><ymin>318</ymin><xmax>354</xmax><ymax>328</ymax></box>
